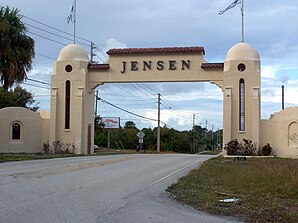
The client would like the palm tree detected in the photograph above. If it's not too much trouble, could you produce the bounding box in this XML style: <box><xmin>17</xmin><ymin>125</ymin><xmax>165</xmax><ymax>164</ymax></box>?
<box><xmin>94</xmin><ymin>115</ymin><xmax>105</xmax><ymax>131</ymax></box>
<box><xmin>0</xmin><ymin>6</ymin><xmax>35</xmax><ymax>90</ymax></box>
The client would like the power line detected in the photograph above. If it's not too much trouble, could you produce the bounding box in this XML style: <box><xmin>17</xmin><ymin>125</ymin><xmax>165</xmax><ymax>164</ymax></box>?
<box><xmin>94</xmin><ymin>46</ymin><xmax>108</xmax><ymax>60</ymax></box>
<box><xmin>94</xmin><ymin>54</ymin><xmax>106</xmax><ymax>63</ymax></box>
<box><xmin>21</xmin><ymin>82</ymin><xmax>51</xmax><ymax>90</ymax></box>
<box><xmin>22</xmin><ymin>13</ymin><xmax>113</xmax><ymax>68</ymax></box>
<box><xmin>160</xmin><ymin>96</ymin><xmax>193</xmax><ymax>119</ymax></box>
<box><xmin>23</xmin><ymin>14</ymin><xmax>108</xmax><ymax>64</ymax></box>
<box><xmin>99</xmin><ymin>93</ymin><xmax>156</xmax><ymax>101</ymax></box>
<box><xmin>139</xmin><ymin>83</ymin><xmax>157</xmax><ymax>94</ymax></box>
<box><xmin>27</xmin><ymin>31</ymin><xmax>67</xmax><ymax>46</ymax></box>
<box><xmin>98</xmin><ymin>96</ymin><xmax>174</xmax><ymax>129</ymax></box>
<box><xmin>26</xmin><ymin>23</ymin><xmax>73</xmax><ymax>42</ymax></box>
<box><xmin>160</xmin><ymin>103</ymin><xmax>191</xmax><ymax>119</ymax></box>
<box><xmin>22</xmin><ymin>15</ymin><xmax>91</xmax><ymax>43</ymax></box>
<box><xmin>104</xmin><ymin>101</ymin><xmax>155</xmax><ymax>106</ymax></box>
<box><xmin>26</xmin><ymin>23</ymin><xmax>90</xmax><ymax>47</ymax></box>
<box><xmin>34</xmin><ymin>94</ymin><xmax>51</xmax><ymax>97</ymax></box>
<box><xmin>129</xmin><ymin>83</ymin><xmax>156</xmax><ymax>100</ymax></box>
<box><xmin>135</xmin><ymin>83</ymin><xmax>156</xmax><ymax>96</ymax></box>
<box><xmin>35</xmin><ymin>52</ymin><xmax>56</xmax><ymax>61</ymax></box>
<box><xmin>161</xmin><ymin>95</ymin><xmax>194</xmax><ymax>116</ymax></box>
<box><xmin>27</xmin><ymin>78</ymin><xmax>51</xmax><ymax>86</ymax></box>
<box><xmin>98</xmin><ymin>97</ymin><xmax>157</xmax><ymax>122</ymax></box>
<box><xmin>111</xmin><ymin>84</ymin><xmax>154</xmax><ymax>101</ymax></box>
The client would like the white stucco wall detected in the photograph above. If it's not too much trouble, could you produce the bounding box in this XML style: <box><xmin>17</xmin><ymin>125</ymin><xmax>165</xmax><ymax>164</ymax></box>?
<box><xmin>0</xmin><ymin>107</ymin><xmax>49</xmax><ymax>153</ymax></box>
<box><xmin>261</xmin><ymin>107</ymin><xmax>298</xmax><ymax>158</ymax></box>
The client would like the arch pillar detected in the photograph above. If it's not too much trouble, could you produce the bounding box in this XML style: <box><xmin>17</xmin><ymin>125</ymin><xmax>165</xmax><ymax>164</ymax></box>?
<box><xmin>223</xmin><ymin>42</ymin><xmax>261</xmax><ymax>148</ymax></box>
<box><xmin>49</xmin><ymin>44</ymin><xmax>95</xmax><ymax>154</ymax></box>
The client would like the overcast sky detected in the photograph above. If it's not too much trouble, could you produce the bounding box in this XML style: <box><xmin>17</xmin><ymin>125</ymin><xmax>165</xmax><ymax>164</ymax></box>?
<box><xmin>1</xmin><ymin>0</ymin><xmax>298</xmax><ymax>131</ymax></box>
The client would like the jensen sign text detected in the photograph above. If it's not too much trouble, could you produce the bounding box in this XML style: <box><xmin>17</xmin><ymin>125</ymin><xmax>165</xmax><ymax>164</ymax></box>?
<box><xmin>121</xmin><ymin>60</ymin><xmax>191</xmax><ymax>73</ymax></box>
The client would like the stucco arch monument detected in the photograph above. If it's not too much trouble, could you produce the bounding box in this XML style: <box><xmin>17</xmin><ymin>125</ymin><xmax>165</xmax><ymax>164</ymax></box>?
<box><xmin>50</xmin><ymin>42</ymin><xmax>260</xmax><ymax>154</ymax></box>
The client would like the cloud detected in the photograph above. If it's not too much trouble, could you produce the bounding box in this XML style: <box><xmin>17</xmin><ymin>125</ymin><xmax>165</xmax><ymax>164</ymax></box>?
<box><xmin>29</xmin><ymin>66</ymin><xmax>52</xmax><ymax>78</ymax></box>
<box><xmin>142</xmin><ymin>108</ymin><xmax>192</xmax><ymax>130</ymax></box>
<box><xmin>163</xmin><ymin>83</ymin><xmax>222</xmax><ymax>102</ymax></box>
<box><xmin>3</xmin><ymin>0</ymin><xmax>298</xmax><ymax>131</ymax></box>
<box><xmin>261</xmin><ymin>65</ymin><xmax>278</xmax><ymax>79</ymax></box>
<box><xmin>104</xmin><ymin>38</ymin><xmax>127</xmax><ymax>51</ymax></box>
<box><xmin>279</xmin><ymin>75</ymin><xmax>289</xmax><ymax>84</ymax></box>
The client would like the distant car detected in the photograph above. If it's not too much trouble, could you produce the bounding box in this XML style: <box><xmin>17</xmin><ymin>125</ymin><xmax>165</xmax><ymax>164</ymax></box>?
<box><xmin>94</xmin><ymin>145</ymin><xmax>99</xmax><ymax>149</ymax></box>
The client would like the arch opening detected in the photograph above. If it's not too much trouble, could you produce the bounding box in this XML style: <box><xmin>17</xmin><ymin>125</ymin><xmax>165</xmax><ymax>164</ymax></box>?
<box><xmin>93</xmin><ymin>82</ymin><xmax>223</xmax><ymax>152</ymax></box>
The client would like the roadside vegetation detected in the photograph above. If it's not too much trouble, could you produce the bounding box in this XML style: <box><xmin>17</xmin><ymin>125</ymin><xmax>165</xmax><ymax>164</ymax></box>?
<box><xmin>168</xmin><ymin>157</ymin><xmax>298</xmax><ymax>223</ymax></box>
<box><xmin>0</xmin><ymin>86</ymin><xmax>39</xmax><ymax>110</ymax></box>
<box><xmin>95</xmin><ymin>117</ymin><xmax>222</xmax><ymax>154</ymax></box>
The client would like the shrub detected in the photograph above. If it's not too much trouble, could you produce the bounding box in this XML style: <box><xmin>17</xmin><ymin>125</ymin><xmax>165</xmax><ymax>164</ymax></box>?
<box><xmin>49</xmin><ymin>141</ymin><xmax>76</xmax><ymax>154</ymax></box>
<box><xmin>43</xmin><ymin>141</ymin><xmax>50</xmax><ymax>154</ymax></box>
<box><xmin>242</xmin><ymin>139</ymin><xmax>258</xmax><ymax>156</ymax></box>
<box><xmin>224</xmin><ymin>139</ymin><xmax>258</xmax><ymax>156</ymax></box>
<box><xmin>52</xmin><ymin>140</ymin><xmax>63</xmax><ymax>153</ymax></box>
<box><xmin>259</xmin><ymin>143</ymin><xmax>272</xmax><ymax>156</ymax></box>
<box><xmin>224</xmin><ymin>139</ymin><xmax>241</xmax><ymax>155</ymax></box>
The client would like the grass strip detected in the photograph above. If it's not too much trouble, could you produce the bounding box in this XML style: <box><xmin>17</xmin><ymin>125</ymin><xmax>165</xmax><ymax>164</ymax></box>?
<box><xmin>0</xmin><ymin>153</ymin><xmax>79</xmax><ymax>163</ymax></box>
<box><xmin>168</xmin><ymin>157</ymin><xmax>298</xmax><ymax>223</ymax></box>
<box><xmin>0</xmin><ymin>149</ymin><xmax>177</xmax><ymax>163</ymax></box>
<box><xmin>0</xmin><ymin>149</ymin><xmax>138</xmax><ymax>163</ymax></box>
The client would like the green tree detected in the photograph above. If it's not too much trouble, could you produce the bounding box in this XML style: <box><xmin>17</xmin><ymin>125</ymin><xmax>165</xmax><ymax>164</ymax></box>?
<box><xmin>0</xmin><ymin>6</ymin><xmax>35</xmax><ymax>90</ymax></box>
<box><xmin>142</xmin><ymin>127</ymin><xmax>155</xmax><ymax>150</ymax></box>
<box><xmin>111</xmin><ymin>128</ymin><xmax>138</xmax><ymax>150</ymax></box>
<box><xmin>0</xmin><ymin>86</ymin><xmax>39</xmax><ymax>111</ymax></box>
<box><xmin>93</xmin><ymin>120</ymin><xmax>222</xmax><ymax>153</ymax></box>
<box><xmin>94</xmin><ymin>130</ymin><xmax>107</xmax><ymax>147</ymax></box>
<box><xmin>124</xmin><ymin>121</ymin><xmax>136</xmax><ymax>129</ymax></box>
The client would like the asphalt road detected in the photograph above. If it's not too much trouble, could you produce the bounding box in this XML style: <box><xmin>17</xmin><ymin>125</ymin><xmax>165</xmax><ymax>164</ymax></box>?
<box><xmin>0</xmin><ymin>154</ymin><xmax>241</xmax><ymax>223</ymax></box>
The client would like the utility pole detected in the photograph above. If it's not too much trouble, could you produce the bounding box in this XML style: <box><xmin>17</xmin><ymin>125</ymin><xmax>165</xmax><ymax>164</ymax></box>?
<box><xmin>204</xmin><ymin>120</ymin><xmax>208</xmax><ymax>138</ymax></box>
<box><xmin>157</xmin><ymin>93</ymin><xmax>161</xmax><ymax>153</ymax></box>
<box><xmin>90</xmin><ymin>42</ymin><xmax>96</xmax><ymax>63</ymax></box>
<box><xmin>281</xmin><ymin>85</ymin><xmax>285</xmax><ymax>110</ymax></box>
<box><xmin>108</xmin><ymin>128</ymin><xmax>110</xmax><ymax>149</ymax></box>
<box><xmin>192</xmin><ymin>113</ymin><xmax>196</xmax><ymax>153</ymax></box>
<box><xmin>95</xmin><ymin>90</ymin><xmax>98</xmax><ymax>117</ymax></box>
<box><xmin>217</xmin><ymin>128</ymin><xmax>220</xmax><ymax>149</ymax></box>
<box><xmin>193</xmin><ymin>113</ymin><xmax>195</xmax><ymax>129</ymax></box>
<box><xmin>211</xmin><ymin>125</ymin><xmax>214</xmax><ymax>149</ymax></box>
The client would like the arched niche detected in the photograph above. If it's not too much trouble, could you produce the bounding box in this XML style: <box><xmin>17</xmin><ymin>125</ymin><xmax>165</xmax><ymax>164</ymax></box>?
<box><xmin>288</xmin><ymin>121</ymin><xmax>298</xmax><ymax>147</ymax></box>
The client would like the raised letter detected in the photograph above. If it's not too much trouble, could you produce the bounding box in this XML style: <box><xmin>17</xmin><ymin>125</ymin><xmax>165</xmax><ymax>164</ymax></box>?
<box><xmin>169</xmin><ymin>60</ymin><xmax>176</xmax><ymax>70</ymax></box>
<box><xmin>182</xmin><ymin>60</ymin><xmax>191</xmax><ymax>70</ymax></box>
<box><xmin>143</xmin><ymin>61</ymin><xmax>152</xmax><ymax>71</ymax></box>
<box><xmin>131</xmin><ymin>61</ymin><xmax>138</xmax><ymax>71</ymax></box>
<box><xmin>157</xmin><ymin>61</ymin><xmax>164</xmax><ymax>70</ymax></box>
<box><xmin>121</xmin><ymin>61</ymin><xmax>126</xmax><ymax>73</ymax></box>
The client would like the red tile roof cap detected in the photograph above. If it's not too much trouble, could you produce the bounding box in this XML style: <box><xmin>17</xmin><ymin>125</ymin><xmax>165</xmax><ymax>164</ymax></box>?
<box><xmin>88</xmin><ymin>63</ymin><xmax>110</xmax><ymax>70</ymax></box>
<box><xmin>201</xmin><ymin>63</ymin><xmax>224</xmax><ymax>69</ymax></box>
<box><xmin>107</xmin><ymin>46</ymin><xmax>205</xmax><ymax>56</ymax></box>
